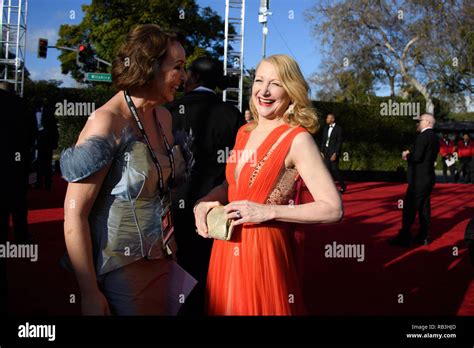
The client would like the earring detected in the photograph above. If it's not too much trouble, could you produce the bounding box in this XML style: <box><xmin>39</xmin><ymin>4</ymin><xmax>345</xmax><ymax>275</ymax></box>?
<box><xmin>288</xmin><ymin>104</ymin><xmax>295</xmax><ymax>119</ymax></box>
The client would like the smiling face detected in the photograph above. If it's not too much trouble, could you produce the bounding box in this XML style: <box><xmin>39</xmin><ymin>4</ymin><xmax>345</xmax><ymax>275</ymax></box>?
<box><xmin>153</xmin><ymin>40</ymin><xmax>187</xmax><ymax>103</ymax></box>
<box><xmin>252</xmin><ymin>61</ymin><xmax>290</xmax><ymax>121</ymax></box>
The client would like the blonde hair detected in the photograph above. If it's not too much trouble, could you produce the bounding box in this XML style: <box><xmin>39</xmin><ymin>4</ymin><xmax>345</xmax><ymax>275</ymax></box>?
<box><xmin>248</xmin><ymin>54</ymin><xmax>319</xmax><ymax>134</ymax></box>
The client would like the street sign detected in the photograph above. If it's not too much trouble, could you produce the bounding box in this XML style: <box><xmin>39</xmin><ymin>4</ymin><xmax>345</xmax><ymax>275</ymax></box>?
<box><xmin>85</xmin><ymin>72</ymin><xmax>112</xmax><ymax>82</ymax></box>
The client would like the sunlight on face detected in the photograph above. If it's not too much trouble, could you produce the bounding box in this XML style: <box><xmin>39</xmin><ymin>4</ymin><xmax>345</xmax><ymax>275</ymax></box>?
<box><xmin>154</xmin><ymin>41</ymin><xmax>186</xmax><ymax>103</ymax></box>
<box><xmin>252</xmin><ymin>61</ymin><xmax>290</xmax><ymax>120</ymax></box>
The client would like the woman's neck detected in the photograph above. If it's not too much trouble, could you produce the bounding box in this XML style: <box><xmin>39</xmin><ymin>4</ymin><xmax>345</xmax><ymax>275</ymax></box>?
<box><xmin>254</xmin><ymin>115</ymin><xmax>286</xmax><ymax>132</ymax></box>
<box><xmin>120</xmin><ymin>89</ymin><xmax>160</xmax><ymax>119</ymax></box>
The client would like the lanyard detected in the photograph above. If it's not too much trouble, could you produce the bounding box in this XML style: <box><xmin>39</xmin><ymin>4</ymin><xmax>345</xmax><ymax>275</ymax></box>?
<box><xmin>123</xmin><ymin>90</ymin><xmax>175</xmax><ymax>195</ymax></box>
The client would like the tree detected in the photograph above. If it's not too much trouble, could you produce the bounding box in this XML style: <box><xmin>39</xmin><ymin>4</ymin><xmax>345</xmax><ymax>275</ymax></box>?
<box><xmin>56</xmin><ymin>0</ymin><xmax>227</xmax><ymax>82</ymax></box>
<box><xmin>305</xmin><ymin>0</ymin><xmax>473</xmax><ymax>114</ymax></box>
<box><xmin>309</xmin><ymin>54</ymin><xmax>377</xmax><ymax>103</ymax></box>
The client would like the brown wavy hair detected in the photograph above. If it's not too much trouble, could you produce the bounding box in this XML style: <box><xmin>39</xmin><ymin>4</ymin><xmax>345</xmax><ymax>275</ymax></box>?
<box><xmin>249</xmin><ymin>54</ymin><xmax>319</xmax><ymax>134</ymax></box>
<box><xmin>112</xmin><ymin>24</ymin><xmax>178</xmax><ymax>91</ymax></box>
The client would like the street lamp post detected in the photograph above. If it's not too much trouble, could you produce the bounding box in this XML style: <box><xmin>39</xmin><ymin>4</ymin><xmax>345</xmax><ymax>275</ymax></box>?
<box><xmin>258</xmin><ymin>0</ymin><xmax>271</xmax><ymax>60</ymax></box>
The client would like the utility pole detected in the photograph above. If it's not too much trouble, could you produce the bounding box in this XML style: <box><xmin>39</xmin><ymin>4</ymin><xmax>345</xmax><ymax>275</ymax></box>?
<box><xmin>258</xmin><ymin>0</ymin><xmax>270</xmax><ymax>60</ymax></box>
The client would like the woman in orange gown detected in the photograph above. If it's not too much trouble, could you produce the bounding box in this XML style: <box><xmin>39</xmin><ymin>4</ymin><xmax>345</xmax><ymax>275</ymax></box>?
<box><xmin>193</xmin><ymin>55</ymin><xmax>343</xmax><ymax>315</ymax></box>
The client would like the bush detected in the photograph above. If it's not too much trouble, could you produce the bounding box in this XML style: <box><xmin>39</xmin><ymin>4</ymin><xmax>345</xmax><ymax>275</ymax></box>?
<box><xmin>312</xmin><ymin>100</ymin><xmax>417</xmax><ymax>171</ymax></box>
<box><xmin>24</xmin><ymin>81</ymin><xmax>115</xmax><ymax>150</ymax></box>
<box><xmin>24</xmin><ymin>81</ymin><xmax>445</xmax><ymax>172</ymax></box>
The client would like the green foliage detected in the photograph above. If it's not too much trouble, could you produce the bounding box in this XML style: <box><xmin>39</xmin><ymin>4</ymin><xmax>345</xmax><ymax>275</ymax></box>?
<box><xmin>24</xmin><ymin>81</ymin><xmax>449</xmax><ymax>172</ymax></box>
<box><xmin>24</xmin><ymin>81</ymin><xmax>115</xmax><ymax>150</ymax></box>
<box><xmin>56</xmin><ymin>0</ymin><xmax>227</xmax><ymax>83</ymax></box>
<box><xmin>312</xmin><ymin>100</ymin><xmax>417</xmax><ymax>171</ymax></box>
<box><xmin>448</xmin><ymin>112</ymin><xmax>474</xmax><ymax>121</ymax></box>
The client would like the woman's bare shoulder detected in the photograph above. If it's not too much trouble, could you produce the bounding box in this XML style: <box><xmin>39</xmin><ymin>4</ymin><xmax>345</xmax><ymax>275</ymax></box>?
<box><xmin>77</xmin><ymin>101</ymin><xmax>126</xmax><ymax>146</ymax></box>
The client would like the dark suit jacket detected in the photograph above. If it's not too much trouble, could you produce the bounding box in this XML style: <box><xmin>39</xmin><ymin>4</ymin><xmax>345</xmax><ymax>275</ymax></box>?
<box><xmin>166</xmin><ymin>90</ymin><xmax>243</xmax><ymax>203</ymax></box>
<box><xmin>406</xmin><ymin>128</ymin><xmax>440</xmax><ymax>188</ymax></box>
<box><xmin>321</xmin><ymin>123</ymin><xmax>343</xmax><ymax>157</ymax></box>
<box><xmin>0</xmin><ymin>90</ymin><xmax>36</xmax><ymax>182</ymax></box>
<box><xmin>36</xmin><ymin>104</ymin><xmax>59</xmax><ymax>152</ymax></box>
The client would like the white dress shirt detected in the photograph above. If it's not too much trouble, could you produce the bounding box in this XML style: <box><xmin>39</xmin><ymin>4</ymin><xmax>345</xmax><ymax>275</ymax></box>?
<box><xmin>326</xmin><ymin>123</ymin><xmax>335</xmax><ymax>147</ymax></box>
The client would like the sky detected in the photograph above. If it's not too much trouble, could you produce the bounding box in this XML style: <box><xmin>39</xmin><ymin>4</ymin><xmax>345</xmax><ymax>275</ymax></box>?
<box><xmin>22</xmin><ymin>0</ymin><xmax>472</xmax><ymax>111</ymax></box>
<box><xmin>24</xmin><ymin>0</ymin><xmax>323</xmax><ymax>90</ymax></box>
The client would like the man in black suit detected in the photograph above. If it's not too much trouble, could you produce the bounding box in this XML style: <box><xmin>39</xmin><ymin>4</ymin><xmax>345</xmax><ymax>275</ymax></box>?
<box><xmin>389</xmin><ymin>113</ymin><xmax>440</xmax><ymax>246</ymax></box>
<box><xmin>0</xmin><ymin>82</ymin><xmax>36</xmax><ymax>245</ymax></box>
<box><xmin>166</xmin><ymin>57</ymin><xmax>243</xmax><ymax>315</ymax></box>
<box><xmin>321</xmin><ymin>113</ymin><xmax>346</xmax><ymax>193</ymax></box>
<box><xmin>0</xmin><ymin>82</ymin><xmax>36</xmax><ymax>314</ymax></box>
<box><xmin>32</xmin><ymin>97</ymin><xmax>59</xmax><ymax>190</ymax></box>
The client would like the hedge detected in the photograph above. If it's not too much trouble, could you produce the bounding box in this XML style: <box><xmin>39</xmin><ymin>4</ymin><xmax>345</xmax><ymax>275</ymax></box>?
<box><xmin>24</xmin><ymin>81</ymin><xmax>449</xmax><ymax>172</ymax></box>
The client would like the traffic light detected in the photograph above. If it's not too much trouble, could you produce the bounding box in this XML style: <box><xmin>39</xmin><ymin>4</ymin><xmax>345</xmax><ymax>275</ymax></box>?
<box><xmin>76</xmin><ymin>43</ymin><xmax>96</xmax><ymax>71</ymax></box>
<box><xmin>77</xmin><ymin>44</ymin><xmax>88</xmax><ymax>64</ymax></box>
<box><xmin>38</xmin><ymin>38</ymin><xmax>48</xmax><ymax>58</ymax></box>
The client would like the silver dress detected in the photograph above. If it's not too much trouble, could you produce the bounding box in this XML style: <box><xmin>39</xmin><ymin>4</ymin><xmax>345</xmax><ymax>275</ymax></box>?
<box><xmin>60</xmin><ymin>126</ymin><xmax>183</xmax><ymax>278</ymax></box>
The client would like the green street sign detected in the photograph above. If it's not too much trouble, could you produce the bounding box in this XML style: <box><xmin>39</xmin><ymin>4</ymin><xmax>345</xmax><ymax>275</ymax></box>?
<box><xmin>86</xmin><ymin>72</ymin><xmax>112</xmax><ymax>82</ymax></box>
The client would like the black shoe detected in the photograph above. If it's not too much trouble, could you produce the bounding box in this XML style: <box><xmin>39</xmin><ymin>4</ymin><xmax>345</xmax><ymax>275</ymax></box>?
<box><xmin>388</xmin><ymin>236</ymin><xmax>410</xmax><ymax>247</ymax></box>
<box><xmin>413</xmin><ymin>235</ymin><xmax>431</xmax><ymax>246</ymax></box>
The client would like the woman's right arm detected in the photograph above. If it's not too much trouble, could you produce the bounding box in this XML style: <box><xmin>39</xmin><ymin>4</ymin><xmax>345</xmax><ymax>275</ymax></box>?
<box><xmin>62</xmin><ymin>110</ymin><xmax>116</xmax><ymax>315</ymax></box>
<box><xmin>64</xmin><ymin>168</ymin><xmax>111</xmax><ymax>315</ymax></box>
<box><xmin>193</xmin><ymin>180</ymin><xmax>228</xmax><ymax>238</ymax></box>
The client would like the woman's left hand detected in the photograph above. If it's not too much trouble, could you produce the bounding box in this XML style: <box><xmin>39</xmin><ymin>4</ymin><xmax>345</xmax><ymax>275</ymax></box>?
<box><xmin>224</xmin><ymin>200</ymin><xmax>274</xmax><ymax>226</ymax></box>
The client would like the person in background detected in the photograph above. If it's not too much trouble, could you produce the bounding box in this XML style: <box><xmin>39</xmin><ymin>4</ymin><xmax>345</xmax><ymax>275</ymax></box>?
<box><xmin>0</xmin><ymin>82</ymin><xmax>36</xmax><ymax>245</ymax></box>
<box><xmin>320</xmin><ymin>113</ymin><xmax>346</xmax><ymax>193</ymax></box>
<box><xmin>456</xmin><ymin>132</ymin><xmax>472</xmax><ymax>184</ymax></box>
<box><xmin>244</xmin><ymin>109</ymin><xmax>254</xmax><ymax>123</ymax></box>
<box><xmin>166</xmin><ymin>56</ymin><xmax>243</xmax><ymax>315</ymax></box>
<box><xmin>32</xmin><ymin>97</ymin><xmax>59</xmax><ymax>191</ymax></box>
<box><xmin>388</xmin><ymin>113</ymin><xmax>439</xmax><ymax>247</ymax></box>
<box><xmin>439</xmin><ymin>132</ymin><xmax>456</xmax><ymax>183</ymax></box>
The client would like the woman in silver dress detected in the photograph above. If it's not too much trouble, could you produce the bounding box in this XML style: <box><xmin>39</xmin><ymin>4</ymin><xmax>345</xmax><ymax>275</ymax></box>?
<box><xmin>60</xmin><ymin>24</ymin><xmax>187</xmax><ymax>315</ymax></box>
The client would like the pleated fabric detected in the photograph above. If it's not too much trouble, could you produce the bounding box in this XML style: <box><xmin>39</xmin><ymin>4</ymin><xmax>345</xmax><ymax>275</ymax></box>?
<box><xmin>206</xmin><ymin>123</ymin><xmax>307</xmax><ymax>315</ymax></box>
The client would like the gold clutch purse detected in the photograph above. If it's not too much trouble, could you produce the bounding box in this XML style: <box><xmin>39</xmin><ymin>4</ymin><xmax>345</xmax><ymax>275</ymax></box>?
<box><xmin>206</xmin><ymin>206</ymin><xmax>234</xmax><ymax>241</ymax></box>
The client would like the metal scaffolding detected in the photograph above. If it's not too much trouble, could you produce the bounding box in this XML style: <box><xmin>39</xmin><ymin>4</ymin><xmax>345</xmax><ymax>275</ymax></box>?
<box><xmin>0</xmin><ymin>0</ymin><xmax>28</xmax><ymax>97</ymax></box>
<box><xmin>223</xmin><ymin>0</ymin><xmax>245</xmax><ymax>112</ymax></box>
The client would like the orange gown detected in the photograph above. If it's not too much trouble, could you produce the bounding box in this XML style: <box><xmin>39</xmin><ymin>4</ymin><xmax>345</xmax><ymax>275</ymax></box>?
<box><xmin>206</xmin><ymin>123</ymin><xmax>306</xmax><ymax>315</ymax></box>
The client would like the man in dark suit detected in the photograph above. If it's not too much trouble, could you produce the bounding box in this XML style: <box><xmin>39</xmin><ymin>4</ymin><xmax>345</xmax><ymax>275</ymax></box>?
<box><xmin>389</xmin><ymin>113</ymin><xmax>440</xmax><ymax>246</ymax></box>
<box><xmin>0</xmin><ymin>82</ymin><xmax>36</xmax><ymax>245</ymax></box>
<box><xmin>0</xmin><ymin>82</ymin><xmax>36</xmax><ymax>314</ymax></box>
<box><xmin>321</xmin><ymin>113</ymin><xmax>346</xmax><ymax>193</ymax></box>
<box><xmin>32</xmin><ymin>97</ymin><xmax>59</xmax><ymax>190</ymax></box>
<box><xmin>166</xmin><ymin>57</ymin><xmax>243</xmax><ymax>315</ymax></box>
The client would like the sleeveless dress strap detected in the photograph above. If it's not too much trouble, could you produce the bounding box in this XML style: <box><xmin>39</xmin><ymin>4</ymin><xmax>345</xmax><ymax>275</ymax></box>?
<box><xmin>240</xmin><ymin>126</ymin><xmax>307</xmax><ymax>201</ymax></box>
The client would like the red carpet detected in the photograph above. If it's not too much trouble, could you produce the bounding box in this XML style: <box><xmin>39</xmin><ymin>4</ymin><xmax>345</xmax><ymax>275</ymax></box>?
<box><xmin>5</xmin><ymin>174</ymin><xmax>474</xmax><ymax>315</ymax></box>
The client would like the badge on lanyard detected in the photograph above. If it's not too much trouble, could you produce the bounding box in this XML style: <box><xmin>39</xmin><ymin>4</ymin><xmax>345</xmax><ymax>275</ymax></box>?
<box><xmin>161</xmin><ymin>194</ymin><xmax>175</xmax><ymax>255</ymax></box>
